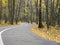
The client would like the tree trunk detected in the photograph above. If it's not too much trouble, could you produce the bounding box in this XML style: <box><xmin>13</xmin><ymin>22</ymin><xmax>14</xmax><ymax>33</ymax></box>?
<box><xmin>46</xmin><ymin>0</ymin><xmax>49</xmax><ymax>29</ymax></box>
<box><xmin>0</xmin><ymin>0</ymin><xmax>2</xmax><ymax>24</ymax></box>
<box><xmin>8</xmin><ymin>0</ymin><xmax>15</xmax><ymax>24</ymax></box>
<box><xmin>38</xmin><ymin>0</ymin><xmax>43</xmax><ymax>28</ymax></box>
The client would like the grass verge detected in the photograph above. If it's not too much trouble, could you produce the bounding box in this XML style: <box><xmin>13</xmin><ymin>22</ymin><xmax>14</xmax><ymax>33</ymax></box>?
<box><xmin>0</xmin><ymin>22</ymin><xmax>21</xmax><ymax>27</ymax></box>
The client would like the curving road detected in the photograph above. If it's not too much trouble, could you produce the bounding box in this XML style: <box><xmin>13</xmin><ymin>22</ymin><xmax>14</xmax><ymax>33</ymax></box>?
<box><xmin>0</xmin><ymin>23</ymin><xmax>59</xmax><ymax>45</ymax></box>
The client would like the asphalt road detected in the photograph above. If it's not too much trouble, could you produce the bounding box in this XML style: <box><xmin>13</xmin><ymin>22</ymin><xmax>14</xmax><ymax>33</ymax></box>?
<box><xmin>0</xmin><ymin>23</ymin><xmax>59</xmax><ymax>45</ymax></box>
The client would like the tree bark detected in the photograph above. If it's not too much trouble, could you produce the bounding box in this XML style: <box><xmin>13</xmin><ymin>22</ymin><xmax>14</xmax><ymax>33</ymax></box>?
<box><xmin>0</xmin><ymin>0</ymin><xmax>2</xmax><ymax>24</ymax></box>
<box><xmin>38</xmin><ymin>0</ymin><xmax>43</xmax><ymax>28</ymax></box>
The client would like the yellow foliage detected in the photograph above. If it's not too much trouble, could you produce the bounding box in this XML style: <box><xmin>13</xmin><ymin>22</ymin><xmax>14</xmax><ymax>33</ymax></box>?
<box><xmin>38</xmin><ymin>0</ymin><xmax>46</xmax><ymax>9</ymax></box>
<box><xmin>25</xmin><ymin>7</ymin><xmax>29</xmax><ymax>13</ymax></box>
<box><xmin>32</xmin><ymin>0</ymin><xmax>35</xmax><ymax>5</ymax></box>
<box><xmin>42</xmin><ymin>3</ymin><xmax>46</xmax><ymax>9</ymax></box>
<box><xmin>2</xmin><ymin>0</ymin><xmax>6</xmax><ymax>6</ymax></box>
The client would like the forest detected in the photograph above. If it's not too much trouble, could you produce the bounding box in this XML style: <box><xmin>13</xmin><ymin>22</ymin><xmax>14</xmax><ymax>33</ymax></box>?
<box><xmin>0</xmin><ymin>0</ymin><xmax>60</xmax><ymax>28</ymax></box>
<box><xmin>0</xmin><ymin>0</ymin><xmax>60</xmax><ymax>43</ymax></box>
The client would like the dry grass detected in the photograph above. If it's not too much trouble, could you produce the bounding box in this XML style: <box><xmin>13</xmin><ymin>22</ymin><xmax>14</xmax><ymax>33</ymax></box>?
<box><xmin>31</xmin><ymin>24</ymin><xmax>60</xmax><ymax>43</ymax></box>
<box><xmin>0</xmin><ymin>22</ymin><xmax>21</xmax><ymax>27</ymax></box>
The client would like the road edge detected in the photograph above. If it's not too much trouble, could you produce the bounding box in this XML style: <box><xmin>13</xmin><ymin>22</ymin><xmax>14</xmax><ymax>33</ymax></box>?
<box><xmin>0</xmin><ymin>27</ymin><xmax>17</xmax><ymax>45</ymax></box>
